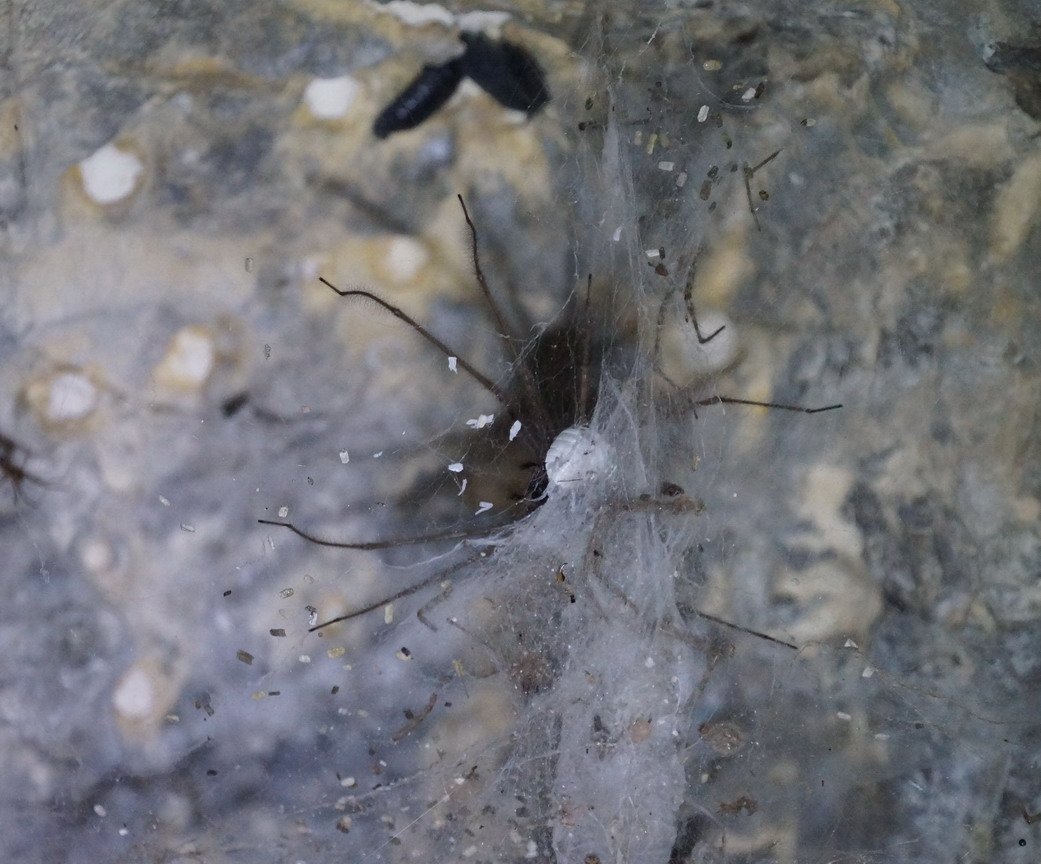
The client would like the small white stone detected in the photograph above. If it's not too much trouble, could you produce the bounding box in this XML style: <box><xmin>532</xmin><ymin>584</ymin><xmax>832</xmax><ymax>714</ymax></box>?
<box><xmin>339</xmin><ymin>449</ymin><xmax>350</xmax><ymax>464</ymax></box>
<box><xmin>47</xmin><ymin>372</ymin><xmax>98</xmax><ymax>422</ymax></box>
<box><xmin>697</xmin><ymin>105</ymin><xmax>710</xmax><ymax>122</ymax></box>
<box><xmin>448</xmin><ymin>356</ymin><xmax>458</xmax><ymax>373</ymax></box>
<box><xmin>81</xmin><ymin>538</ymin><xmax>114</xmax><ymax>574</ymax></box>
<box><xmin>381</xmin><ymin>235</ymin><xmax>429</xmax><ymax>284</ymax></box>
<box><xmin>304</xmin><ymin>75</ymin><xmax>361</xmax><ymax>119</ymax></box>
<box><xmin>113</xmin><ymin>666</ymin><xmax>156</xmax><ymax>720</ymax></box>
<box><xmin>448</xmin><ymin>462</ymin><xmax>463</xmax><ymax>473</ymax></box>
<box><xmin>94</xmin><ymin>804</ymin><xmax>107</xmax><ymax>818</ymax></box>
<box><xmin>155</xmin><ymin>326</ymin><xmax>215</xmax><ymax>390</ymax></box>
<box><xmin>79</xmin><ymin>143</ymin><xmax>143</xmax><ymax>205</ymax></box>
<box><xmin>509</xmin><ymin>420</ymin><xmax>522</xmax><ymax>441</ymax></box>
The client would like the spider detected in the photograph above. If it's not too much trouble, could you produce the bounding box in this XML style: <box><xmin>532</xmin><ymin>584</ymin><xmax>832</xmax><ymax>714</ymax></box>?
<box><xmin>259</xmin><ymin>194</ymin><xmax>840</xmax><ymax>634</ymax></box>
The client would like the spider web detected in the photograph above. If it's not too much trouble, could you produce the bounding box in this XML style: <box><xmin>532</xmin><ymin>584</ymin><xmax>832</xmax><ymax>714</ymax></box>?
<box><xmin>3</xmin><ymin>2</ymin><xmax>1037</xmax><ymax>864</ymax></box>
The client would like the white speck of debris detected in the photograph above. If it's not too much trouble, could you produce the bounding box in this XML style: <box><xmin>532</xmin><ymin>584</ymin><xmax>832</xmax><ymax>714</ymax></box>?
<box><xmin>179</xmin><ymin>523</ymin><xmax>195</xmax><ymax>533</ymax></box>
<box><xmin>676</xmin><ymin>171</ymin><xmax>688</xmax><ymax>188</ymax></box>
<box><xmin>373</xmin><ymin>451</ymin><xmax>383</xmax><ymax>458</ymax></box>
<box><xmin>658</xmin><ymin>160</ymin><xmax>674</xmax><ymax>171</ymax></box>
<box><xmin>475</xmin><ymin>501</ymin><xmax>493</xmax><ymax>515</ymax></box>
<box><xmin>448</xmin><ymin>462</ymin><xmax>464</xmax><ymax>473</ymax></box>
<box><xmin>384</xmin><ymin>604</ymin><xmax>394</xmax><ymax>624</ymax></box>
<box><xmin>612</xmin><ymin>225</ymin><xmax>623</xmax><ymax>242</ymax></box>
<box><xmin>118</xmin><ymin>827</ymin><xmax>128</xmax><ymax>837</ymax></box>
<box><xmin>94</xmin><ymin>804</ymin><xmax>107</xmax><ymax>818</ymax></box>
<box><xmin>526</xmin><ymin>840</ymin><xmax>538</xmax><ymax>858</ymax></box>
<box><xmin>457</xmin><ymin>478</ymin><xmax>468</xmax><ymax>496</ymax></box>
<box><xmin>509</xmin><ymin>420</ymin><xmax>522</xmax><ymax>441</ymax></box>
<box><xmin>279</xmin><ymin>587</ymin><xmax>294</xmax><ymax>599</ymax></box>
<box><xmin>448</xmin><ymin>356</ymin><xmax>458</xmax><ymax>373</ymax></box>
<box><xmin>862</xmin><ymin>666</ymin><xmax>875</xmax><ymax>678</ymax></box>
<box><xmin>278</xmin><ymin>505</ymin><xmax>289</xmax><ymax>518</ymax></box>
<box><xmin>697</xmin><ymin>104</ymin><xmax>710</xmax><ymax>122</ymax></box>
<box><xmin>462</xmin><ymin>846</ymin><xmax>478</xmax><ymax>858</ymax></box>
<box><xmin>113</xmin><ymin>666</ymin><xmax>156</xmax><ymax>720</ymax></box>
<box><xmin>304</xmin><ymin>75</ymin><xmax>361</xmax><ymax>119</ymax></box>
<box><xmin>645</xmin><ymin>656</ymin><xmax>655</xmax><ymax>668</ymax></box>
<box><xmin>875</xmin><ymin>733</ymin><xmax>890</xmax><ymax>741</ymax></box>
<box><xmin>299</xmin><ymin>655</ymin><xmax>312</xmax><ymax>664</ymax></box>
<box><xmin>844</xmin><ymin>638</ymin><xmax>859</xmax><ymax>649</ymax></box>
<box><xmin>741</xmin><ymin>87</ymin><xmax>757</xmax><ymax>102</ymax></box>
<box><xmin>644</xmin><ymin>248</ymin><xmax>661</xmax><ymax>259</ymax></box>
<box><xmin>80</xmin><ymin>143</ymin><xmax>143</xmax><ymax>204</ymax></box>
<box><xmin>339</xmin><ymin>449</ymin><xmax>350</xmax><ymax>464</ymax></box>
<box><xmin>158</xmin><ymin>495</ymin><xmax>171</xmax><ymax>506</ymax></box>
<box><xmin>466</xmin><ymin>414</ymin><xmax>494</xmax><ymax>429</ymax></box>
<box><xmin>47</xmin><ymin>372</ymin><xmax>98</xmax><ymax>422</ymax></box>
<box><xmin>836</xmin><ymin>711</ymin><xmax>852</xmax><ymax>721</ymax></box>
<box><xmin>340</xmin><ymin>776</ymin><xmax>356</xmax><ymax>787</ymax></box>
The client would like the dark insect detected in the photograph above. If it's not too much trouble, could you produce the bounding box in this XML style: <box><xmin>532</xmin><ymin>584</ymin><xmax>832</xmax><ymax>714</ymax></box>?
<box><xmin>260</xmin><ymin>195</ymin><xmax>841</xmax><ymax>633</ymax></box>
<box><xmin>373</xmin><ymin>57</ymin><xmax>465</xmax><ymax>139</ymax></box>
<box><xmin>458</xmin><ymin>32</ymin><xmax>551</xmax><ymax>114</ymax></box>
<box><xmin>372</xmin><ymin>32</ymin><xmax>550</xmax><ymax>138</ymax></box>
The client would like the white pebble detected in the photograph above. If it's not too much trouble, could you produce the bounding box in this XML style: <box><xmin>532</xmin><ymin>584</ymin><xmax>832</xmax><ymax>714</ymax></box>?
<box><xmin>113</xmin><ymin>666</ymin><xmax>156</xmax><ymax>720</ymax></box>
<box><xmin>155</xmin><ymin>327</ymin><xmax>215</xmax><ymax>390</ymax></box>
<box><xmin>382</xmin><ymin>236</ymin><xmax>429</xmax><ymax>284</ymax></box>
<box><xmin>79</xmin><ymin>143</ymin><xmax>143</xmax><ymax>205</ymax></box>
<box><xmin>304</xmin><ymin>75</ymin><xmax>361</xmax><ymax>119</ymax></box>
<box><xmin>47</xmin><ymin>371</ymin><xmax>98</xmax><ymax>422</ymax></box>
<box><xmin>339</xmin><ymin>449</ymin><xmax>350</xmax><ymax>464</ymax></box>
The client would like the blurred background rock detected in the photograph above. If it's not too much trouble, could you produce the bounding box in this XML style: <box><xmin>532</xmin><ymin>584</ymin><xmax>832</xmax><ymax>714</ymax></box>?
<box><xmin>1</xmin><ymin>0</ymin><xmax>1040</xmax><ymax>862</ymax></box>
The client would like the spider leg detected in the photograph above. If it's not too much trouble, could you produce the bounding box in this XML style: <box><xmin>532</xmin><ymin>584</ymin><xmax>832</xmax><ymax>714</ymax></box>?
<box><xmin>456</xmin><ymin>195</ymin><xmax>555</xmax><ymax>440</ymax></box>
<box><xmin>691</xmin><ymin>395</ymin><xmax>842</xmax><ymax>414</ymax></box>
<box><xmin>258</xmin><ymin>518</ymin><xmax>487</xmax><ymax>550</ymax></box>
<box><xmin>308</xmin><ymin>550</ymin><xmax>485</xmax><ymax>632</ymax></box>
<box><xmin>318</xmin><ymin>277</ymin><xmax>512</xmax><ymax>411</ymax></box>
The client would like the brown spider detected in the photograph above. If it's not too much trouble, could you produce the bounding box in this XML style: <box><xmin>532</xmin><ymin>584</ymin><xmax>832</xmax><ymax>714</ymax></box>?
<box><xmin>258</xmin><ymin>194</ymin><xmax>841</xmax><ymax>635</ymax></box>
